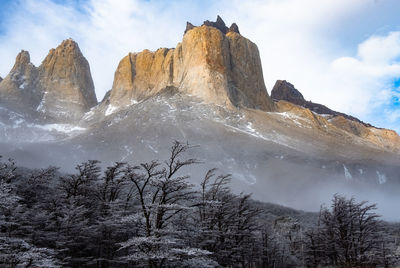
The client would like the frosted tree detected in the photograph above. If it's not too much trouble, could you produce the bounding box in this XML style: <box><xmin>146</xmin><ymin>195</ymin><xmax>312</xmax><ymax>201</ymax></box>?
<box><xmin>119</xmin><ymin>141</ymin><xmax>213</xmax><ymax>267</ymax></box>
<box><xmin>304</xmin><ymin>194</ymin><xmax>388</xmax><ymax>267</ymax></box>
<box><xmin>194</xmin><ymin>168</ymin><xmax>261</xmax><ymax>266</ymax></box>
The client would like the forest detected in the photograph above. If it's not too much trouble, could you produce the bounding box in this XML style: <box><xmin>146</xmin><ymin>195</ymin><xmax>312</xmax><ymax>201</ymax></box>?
<box><xmin>1</xmin><ymin>141</ymin><xmax>400</xmax><ymax>267</ymax></box>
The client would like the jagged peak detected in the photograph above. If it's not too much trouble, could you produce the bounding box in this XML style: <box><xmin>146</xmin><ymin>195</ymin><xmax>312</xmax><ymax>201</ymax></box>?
<box><xmin>271</xmin><ymin>80</ymin><xmax>305</xmax><ymax>105</ymax></box>
<box><xmin>8</xmin><ymin>50</ymin><xmax>37</xmax><ymax>83</ymax></box>
<box><xmin>185</xmin><ymin>15</ymin><xmax>240</xmax><ymax>35</ymax></box>
<box><xmin>43</xmin><ymin>38</ymin><xmax>83</xmax><ymax>62</ymax></box>
<box><xmin>10</xmin><ymin>50</ymin><xmax>34</xmax><ymax>74</ymax></box>
<box><xmin>59</xmin><ymin>38</ymin><xmax>80</xmax><ymax>50</ymax></box>
<box><xmin>15</xmin><ymin>50</ymin><xmax>31</xmax><ymax>64</ymax></box>
<box><xmin>272</xmin><ymin>80</ymin><xmax>373</xmax><ymax>128</ymax></box>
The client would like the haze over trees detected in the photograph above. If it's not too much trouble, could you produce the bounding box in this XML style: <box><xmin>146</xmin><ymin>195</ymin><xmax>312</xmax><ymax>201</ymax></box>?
<box><xmin>0</xmin><ymin>142</ymin><xmax>399</xmax><ymax>267</ymax></box>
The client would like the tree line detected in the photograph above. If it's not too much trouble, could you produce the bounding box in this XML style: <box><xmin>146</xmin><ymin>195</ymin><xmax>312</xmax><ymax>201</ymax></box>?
<box><xmin>0</xmin><ymin>141</ymin><xmax>399</xmax><ymax>267</ymax></box>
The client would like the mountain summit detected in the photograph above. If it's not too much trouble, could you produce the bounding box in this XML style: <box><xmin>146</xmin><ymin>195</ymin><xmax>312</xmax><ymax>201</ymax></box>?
<box><xmin>37</xmin><ymin>38</ymin><xmax>97</xmax><ymax>121</ymax></box>
<box><xmin>0</xmin><ymin>50</ymin><xmax>40</xmax><ymax>115</ymax></box>
<box><xmin>107</xmin><ymin>16</ymin><xmax>274</xmax><ymax>111</ymax></box>
<box><xmin>0</xmin><ymin>39</ymin><xmax>97</xmax><ymax>122</ymax></box>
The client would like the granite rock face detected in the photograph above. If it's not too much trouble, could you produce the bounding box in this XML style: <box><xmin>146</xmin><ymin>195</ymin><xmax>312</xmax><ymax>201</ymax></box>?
<box><xmin>109</xmin><ymin>16</ymin><xmax>273</xmax><ymax>111</ymax></box>
<box><xmin>0</xmin><ymin>39</ymin><xmax>97</xmax><ymax>122</ymax></box>
<box><xmin>37</xmin><ymin>39</ymin><xmax>97</xmax><ymax>121</ymax></box>
<box><xmin>0</xmin><ymin>50</ymin><xmax>41</xmax><ymax>115</ymax></box>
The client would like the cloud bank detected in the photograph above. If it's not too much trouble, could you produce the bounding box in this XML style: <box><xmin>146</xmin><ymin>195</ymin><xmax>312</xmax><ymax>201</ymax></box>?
<box><xmin>0</xmin><ymin>0</ymin><xmax>399</xmax><ymax>131</ymax></box>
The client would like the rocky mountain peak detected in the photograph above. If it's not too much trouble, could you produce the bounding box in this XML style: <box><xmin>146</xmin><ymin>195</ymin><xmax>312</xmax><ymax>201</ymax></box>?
<box><xmin>185</xmin><ymin>15</ymin><xmax>240</xmax><ymax>35</ymax></box>
<box><xmin>0</xmin><ymin>50</ymin><xmax>40</xmax><ymax>115</ymax></box>
<box><xmin>0</xmin><ymin>76</ymin><xmax>2</xmax><ymax>83</ymax></box>
<box><xmin>13</xmin><ymin>50</ymin><xmax>31</xmax><ymax>67</ymax></box>
<box><xmin>37</xmin><ymin>38</ymin><xmax>97</xmax><ymax>121</ymax></box>
<box><xmin>271</xmin><ymin>80</ymin><xmax>305</xmax><ymax>106</ymax></box>
<box><xmin>108</xmin><ymin>16</ymin><xmax>272</xmax><ymax>111</ymax></box>
<box><xmin>271</xmin><ymin>80</ymin><xmax>372</xmax><ymax>127</ymax></box>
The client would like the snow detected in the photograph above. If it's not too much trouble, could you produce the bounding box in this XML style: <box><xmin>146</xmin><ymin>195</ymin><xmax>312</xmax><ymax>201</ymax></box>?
<box><xmin>376</xmin><ymin>171</ymin><xmax>387</xmax><ymax>184</ymax></box>
<box><xmin>105</xmin><ymin>104</ymin><xmax>118</xmax><ymax>116</ymax></box>
<box><xmin>36</xmin><ymin>92</ymin><xmax>48</xmax><ymax>112</ymax></box>
<box><xmin>343</xmin><ymin>164</ymin><xmax>352</xmax><ymax>180</ymax></box>
<box><xmin>34</xmin><ymin>124</ymin><xmax>86</xmax><ymax>133</ymax></box>
<box><xmin>82</xmin><ymin>109</ymin><xmax>95</xmax><ymax>120</ymax></box>
<box><xmin>273</xmin><ymin>112</ymin><xmax>310</xmax><ymax>128</ymax></box>
<box><xmin>147</xmin><ymin>144</ymin><xmax>158</xmax><ymax>153</ymax></box>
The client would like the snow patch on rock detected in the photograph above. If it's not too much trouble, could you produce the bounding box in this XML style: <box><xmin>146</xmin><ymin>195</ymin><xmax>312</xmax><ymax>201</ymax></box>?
<box><xmin>105</xmin><ymin>104</ymin><xmax>118</xmax><ymax>116</ymax></box>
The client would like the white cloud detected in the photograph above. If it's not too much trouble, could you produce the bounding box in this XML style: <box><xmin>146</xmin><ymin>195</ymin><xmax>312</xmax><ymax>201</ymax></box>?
<box><xmin>328</xmin><ymin>32</ymin><xmax>400</xmax><ymax>114</ymax></box>
<box><xmin>0</xmin><ymin>0</ymin><xmax>399</xmax><ymax>131</ymax></box>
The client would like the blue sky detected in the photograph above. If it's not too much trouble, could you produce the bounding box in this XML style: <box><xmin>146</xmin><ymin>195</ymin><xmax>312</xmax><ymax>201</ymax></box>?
<box><xmin>0</xmin><ymin>0</ymin><xmax>400</xmax><ymax>132</ymax></box>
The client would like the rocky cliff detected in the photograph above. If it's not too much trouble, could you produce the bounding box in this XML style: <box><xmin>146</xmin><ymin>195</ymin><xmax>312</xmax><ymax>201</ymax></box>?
<box><xmin>0</xmin><ymin>50</ymin><xmax>41</xmax><ymax>115</ymax></box>
<box><xmin>108</xmin><ymin>16</ymin><xmax>274</xmax><ymax>111</ymax></box>
<box><xmin>37</xmin><ymin>39</ymin><xmax>97</xmax><ymax>121</ymax></box>
<box><xmin>0</xmin><ymin>39</ymin><xmax>97</xmax><ymax>122</ymax></box>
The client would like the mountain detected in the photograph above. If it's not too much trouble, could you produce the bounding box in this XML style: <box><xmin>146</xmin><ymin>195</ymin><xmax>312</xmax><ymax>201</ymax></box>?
<box><xmin>271</xmin><ymin>80</ymin><xmax>371</xmax><ymax>126</ymax></box>
<box><xmin>0</xmin><ymin>39</ymin><xmax>97</xmax><ymax>122</ymax></box>
<box><xmin>37</xmin><ymin>39</ymin><xmax>97</xmax><ymax>122</ymax></box>
<box><xmin>106</xmin><ymin>16</ymin><xmax>274</xmax><ymax>112</ymax></box>
<box><xmin>0</xmin><ymin>17</ymin><xmax>399</xmax><ymax>219</ymax></box>
<box><xmin>272</xmin><ymin>80</ymin><xmax>400</xmax><ymax>151</ymax></box>
<box><xmin>0</xmin><ymin>50</ymin><xmax>40</xmax><ymax>119</ymax></box>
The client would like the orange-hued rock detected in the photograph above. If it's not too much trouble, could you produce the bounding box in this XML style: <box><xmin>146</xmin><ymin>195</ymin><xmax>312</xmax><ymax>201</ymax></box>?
<box><xmin>109</xmin><ymin>17</ymin><xmax>274</xmax><ymax>111</ymax></box>
<box><xmin>110</xmin><ymin>48</ymin><xmax>174</xmax><ymax>106</ymax></box>
<box><xmin>37</xmin><ymin>39</ymin><xmax>97</xmax><ymax>121</ymax></box>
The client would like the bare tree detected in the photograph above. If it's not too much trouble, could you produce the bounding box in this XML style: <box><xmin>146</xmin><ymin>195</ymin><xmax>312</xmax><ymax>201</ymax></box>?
<box><xmin>119</xmin><ymin>141</ymin><xmax>211</xmax><ymax>267</ymax></box>
<box><xmin>305</xmin><ymin>194</ymin><xmax>386</xmax><ymax>267</ymax></box>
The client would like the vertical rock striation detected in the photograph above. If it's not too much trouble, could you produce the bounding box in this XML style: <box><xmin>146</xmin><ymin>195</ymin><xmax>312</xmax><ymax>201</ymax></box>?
<box><xmin>108</xmin><ymin>16</ymin><xmax>274</xmax><ymax>111</ymax></box>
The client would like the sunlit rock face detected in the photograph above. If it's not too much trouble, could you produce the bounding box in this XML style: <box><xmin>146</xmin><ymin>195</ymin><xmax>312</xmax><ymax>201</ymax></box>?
<box><xmin>37</xmin><ymin>38</ymin><xmax>97</xmax><ymax>122</ymax></box>
<box><xmin>108</xmin><ymin>16</ymin><xmax>274</xmax><ymax>111</ymax></box>
<box><xmin>0</xmin><ymin>39</ymin><xmax>97</xmax><ymax>122</ymax></box>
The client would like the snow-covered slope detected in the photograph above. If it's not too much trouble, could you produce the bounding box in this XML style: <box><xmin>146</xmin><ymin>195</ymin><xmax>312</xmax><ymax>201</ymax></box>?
<box><xmin>1</xmin><ymin>92</ymin><xmax>399</xmax><ymax>219</ymax></box>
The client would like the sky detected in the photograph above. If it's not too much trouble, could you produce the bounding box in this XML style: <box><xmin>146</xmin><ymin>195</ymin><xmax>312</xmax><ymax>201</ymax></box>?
<box><xmin>0</xmin><ymin>0</ymin><xmax>400</xmax><ymax>132</ymax></box>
